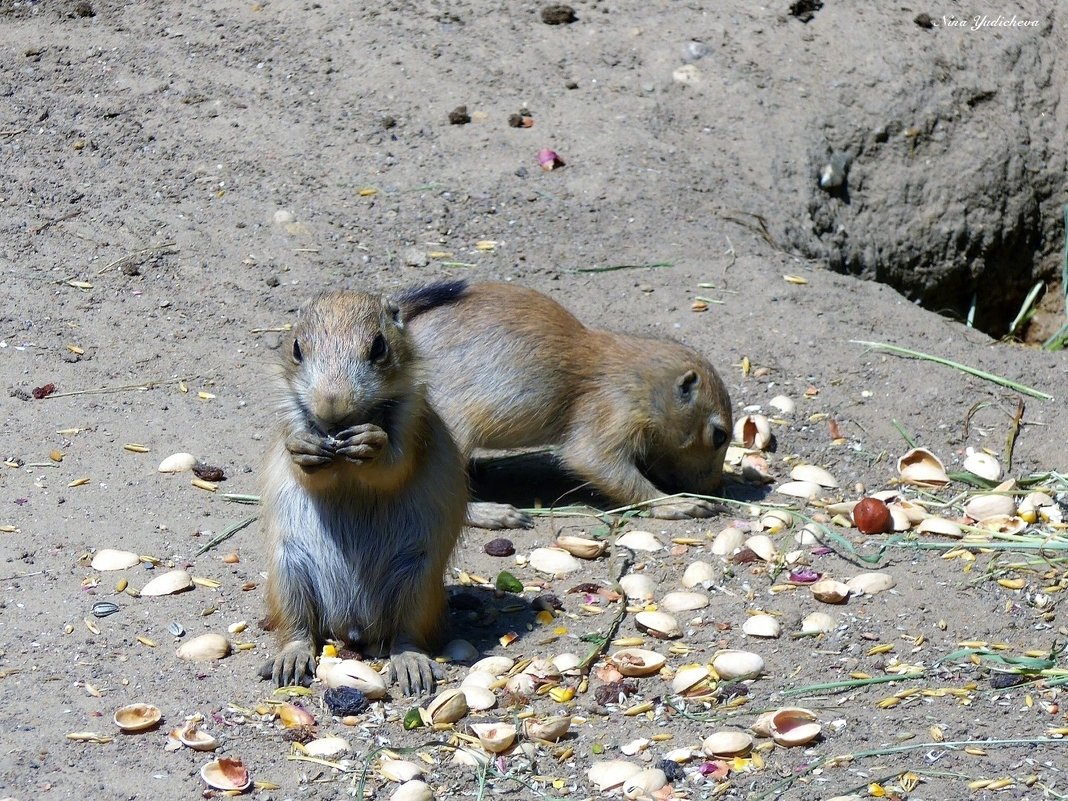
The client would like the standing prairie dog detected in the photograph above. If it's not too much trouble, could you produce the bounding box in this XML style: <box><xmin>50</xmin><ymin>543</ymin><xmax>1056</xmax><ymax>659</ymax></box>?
<box><xmin>401</xmin><ymin>280</ymin><xmax>733</xmax><ymax>529</ymax></box>
<box><xmin>261</xmin><ymin>286</ymin><xmax>467</xmax><ymax>694</ymax></box>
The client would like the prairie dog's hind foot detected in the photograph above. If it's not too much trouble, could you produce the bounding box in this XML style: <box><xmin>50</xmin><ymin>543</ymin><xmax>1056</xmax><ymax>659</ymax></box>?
<box><xmin>268</xmin><ymin>639</ymin><xmax>317</xmax><ymax>687</ymax></box>
<box><xmin>389</xmin><ymin>646</ymin><xmax>444</xmax><ymax>696</ymax></box>
<box><xmin>466</xmin><ymin>501</ymin><xmax>533</xmax><ymax>530</ymax></box>
<box><xmin>648</xmin><ymin>497</ymin><xmax>723</xmax><ymax>520</ymax></box>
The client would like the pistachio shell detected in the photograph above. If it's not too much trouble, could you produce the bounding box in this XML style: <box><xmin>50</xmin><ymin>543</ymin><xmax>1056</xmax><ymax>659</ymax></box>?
<box><xmin>794</xmin><ymin>523</ymin><xmax>824</xmax><ymax>546</ymax></box>
<box><xmin>523</xmin><ymin>715</ymin><xmax>571</xmax><ymax>742</ymax></box>
<box><xmin>777</xmin><ymin>480</ymin><xmax>821</xmax><ymax>500</ymax></box>
<box><xmin>742</xmin><ymin>614</ymin><xmax>782</xmax><ymax>638</ymax></box>
<box><xmin>810</xmin><ymin>579</ymin><xmax>850</xmax><ymax>604</ymax></box>
<box><xmin>768</xmin><ymin>395</ymin><xmax>795</xmax><ymax>414</ymax></box>
<box><xmin>623</xmin><ymin>768</ymin><xmax>667</xmax><ymax>800</ymax></box>
<box><xmin>504</xmin><ymin>672</ymin><xmax>536</xmax><ymax>696</ymax></box>
<box><xmin>711</xmin><ymin>649</ymin><xmax>764</xmax><ymax>680</ymax></box>
<box><xmin>200</xmin><ymin>758</ymin><xmax>251</xmax><ymax>792</ymax></box>
<box><xmin>759</xmin><ymin>509</ymin><xmax>793</xmax><ymax>532</ymax></box>
<box><xmin>315</xmin><ymin>658</ymin><xmax>388</xmax><ymax>699</ymax></box>
<box><xmin>846</xmin><ymin>572</ymin><xmax>896</xmax><ymax>596</ymax></box>
<box><xmin>176</xmin><ymin>633</ymin><xmax>230</xmax><ymax>662</ymax></box>
<box><xmin>451</xmin><ymin>748</ymin><xmax>490</xmax><ymax>768</ymax></box>
<box><xmin>733</xmin><ymin>414</ymin><xmax>772</xmax><ymax>450</ymax></box>
<box><xmin>555</xmin><ymin>535</ymin><xmax>608</xmax><ymax>559</ymax></box>
<box><xmin>702</xmin><ymin>730</ymin><xmax>753</xmax><ymax>757</ymax></box>
<box><xmin>588</xmin><ymin>760</ymin><xmax>642</xmax><ymax>792</ymax></box>
<box><xmin>303</xmin><ymin>736</ymin><xmax>350</xmax><ymax>757</ymax></box>
<box><xmin>553</xmin><ymin>652</ymin><xmax>581</xmax><ymax>674</ymax></box>
<box><xmin>459</xmin><ymin>685</ymin><xmax>497</xmax><ymax>712</ymax></box>
<box><xmin>615</xmin><ymin>530</ymin><xmax>664</xmax><ymax>552</ymax></box>
<box><xmin>800</xmin><ymin>611</ymin><xmax>836</xmax><ymax>635</ymax></box>
<box><xmin>659</xmin><ymin>591</ymin><xmax>710</xmax><ymax>613</ymax></box>
<box><xmin>91</xmin><ymin>548</ymin><xmax>141</xmax><ymax>571</ymax></box>
<box><xmin>469</xmin><ymin>656</ymin><xmax>514</xmax><ymax>676</ymax></box>
<box><xmin>460</xmin><ymin>670</ymin><xmax>496</xmax><ymax>689</ymax></box>
<box><xmin>975</xmin><ymin>514</ymin><xmax>1027</xmax><ymax>535</ymax></box>
<box><xmin>140</xmin><ymin>569</ymin><xmax>193</xmax><ymax>597</ymax></box>
<box><xmin>635</xmin><ymin>610</ymin><xmax>681</xmax><ymax>640</ymax></box>
<box><xmin>174</xmin><ymin>719</ymin><xmax>219</xmax><ymax>751</ymax></box>
<box><xmin>964</xmin><ymin>493</ymin><xmax>1016</xmax><ymax>522</ymax></box>
<box><xmin>682</xmin><ymin>560</ymin><xmax>716</xmax><ymax>587</ymax></box>
<box><xmin>379</xmin><ymin>759</ymin><xmax>425</xmax><ymax>783</ymax></box>
<box><xmin>744</xmin><ymin>533</ymin><xmax>778</xmax><ymax>562</ymax></box>
<box><xmin>470</xmin><ymin>722</ymin><xmax>516</xmax><ymax>753</ymax></box>
<box><xmin>670</xmin><ymin>664</ymin><xmax>710</xmax><ymax>695</ymax></box>
<box><xmin>963</xmin><ymin>450</ymin><xmax>1002</xmax><ymax>481</ymax></box>
<box><xmin>390</xmin><ymin>780</ymin><xmax>433</xmax><ymax>801</ymax></box>
<box><xmin>897</xmin><ymin>447</ymin><xmax>949</xmax><ymax>487</ymax></box>
<box><xmin>158</xmin><ymin>452</ymin><xmax>198</xmax><ymax>473</ymax></box>
<box><xmin>789</xmin><ymin>464</ymin><xmax>838</xmax><ymax>488</ymax></box>
<box><xmin>441</xmin><ymin>638</ymin><xmax>479</xmax><ymax>664</ymax></box>
<box><xmin>529</xmin><ymin>547</ymin><xmax>583</xmax><ymax>576</ymax></box>
<box><xmin>523</xmin><ymin>657</ymin><xmax>562</xmax><ymax>681</ymax></box>
<box><xmin>887</xmin><ymin>504</ymin><xmax>913</xmax><ymax>531</ymax></box>
<box><xmin>751</xmin><ymin>707</ymin><xmax>821</xmax><ymax>746</ymax></box>
<box><xmin>915</xmin><ymin>517</ymin><xmax>963</xmax><ymax>537</ymax></box>
<box><xmin>710</xmin><ymin>526</ymin><xmax>746</xmax><ymax>556</ymax></box>
<box><xmin>113</xmin><ymin>703</ymin><xmax>161</xmax><ymax>732</ymax></box>
<box><xmin>610</xmin><ymin>648</ymin><xmax>666</xmax><ymax>677</ymax></box>
<box><xmin>619</xmin><ymin>573</ymin><xmax>656</xmax><ymax>601</ymax></box>
<box><xmin>426</xmin><ymin>688</ymin><xmax>468</xmax><ymax>724</ymax></box>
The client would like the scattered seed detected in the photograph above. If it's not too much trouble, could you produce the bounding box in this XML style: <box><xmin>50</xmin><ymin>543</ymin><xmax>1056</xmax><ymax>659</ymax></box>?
<box><xmin>137</xmin><ymin>636</ymin><xmax>158</xmax><ymax>647</ymax></box>
<box><xmin>485</xmin><ymin>538</ymin><xmax>515</xmax><ymax>557</ymax></box>
<box><xmin>191</xmin><ymin>478</ymin><xmax>218</xmax><ymax>492</ymax></box>
<box><xmin>68</xmin><ymin>477</ymin><xmax>91</xmax><ymax>487</ymax></box>
<box><xmin>84</xmin><ymin>617</ymin><xmax>100</xmax><ymax>635</ymax></box>
<box><xmin>169</xmin><ymin>622</ymin><xmax>186</xmax><ymax>637</ymax></box>
<box><xmin>123</xmin><ymin>443</ymin><xmax>150</xmax><ymax>453</ymax></box>
<box><xmin>91</xmin><ymin>602</ymin><xmax>120</xmax><ymax>618</ymax></box>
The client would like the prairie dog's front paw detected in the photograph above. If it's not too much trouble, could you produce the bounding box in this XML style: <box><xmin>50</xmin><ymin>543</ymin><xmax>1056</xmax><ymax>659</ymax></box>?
<box><xmin>333</xmin><ymin>424</ymin><xmax>389</xmax><ymax>464</ymax></box>
<box><xmin>285</xmin><ymin>429</ymin><xmax>335</xmax><ymax>469</ymax></box>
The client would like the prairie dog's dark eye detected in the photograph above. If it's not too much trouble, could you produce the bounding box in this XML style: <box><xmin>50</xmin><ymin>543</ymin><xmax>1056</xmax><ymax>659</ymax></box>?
<box><xmin>292</xmin><ymin>339</ymin><xmax>303</xmax><ymax>364</ymax></box>
<box><xmin>369</xmin><ymin>332</ymin><xmax>388</xmax><ymax>362</ymax></box>
<box><xmin>711</xmin><ymin>426</ymin><xmax>729</xmax><ymax>449</ymax></box>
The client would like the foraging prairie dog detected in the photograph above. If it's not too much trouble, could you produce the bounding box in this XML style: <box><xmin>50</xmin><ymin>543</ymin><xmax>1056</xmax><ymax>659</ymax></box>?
<box><xmin>403</xmin><ymin>280</ymin><xmax>733</xmax><ymax>529</ymax></box>
<box><xmin>261</xmin><ymin>286</ymin><xmax>467</xmax><ymax>694</ymax></box>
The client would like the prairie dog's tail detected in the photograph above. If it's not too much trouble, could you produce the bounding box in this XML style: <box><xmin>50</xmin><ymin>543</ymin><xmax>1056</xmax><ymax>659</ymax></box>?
<box><xmin>394</xmin><ymin>280</ymin><xmax>468</xmax><ymax>323</ymax></box>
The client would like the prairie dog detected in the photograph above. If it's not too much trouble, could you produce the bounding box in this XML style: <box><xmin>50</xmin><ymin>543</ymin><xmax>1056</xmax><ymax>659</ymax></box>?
<box><xmin>261</xmin><ymin>287</ymin><xmax>467</xmax><ymax>694</ymax></box>
<box><xmin>402</xmin><ymin>280</ymin><xmax>733</xmax><ymax>529</ymax></box>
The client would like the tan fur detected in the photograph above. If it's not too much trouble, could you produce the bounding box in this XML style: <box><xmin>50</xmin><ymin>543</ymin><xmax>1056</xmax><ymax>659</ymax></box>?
<box><xmin>261</xmin><ymin>290</ymin><xmax>467</xmax><ymax>694</ymax></box>
<box><xmin>405</xmin><ymin>282</ymin><xmax>733</xmax><ymax>528</ymax></box>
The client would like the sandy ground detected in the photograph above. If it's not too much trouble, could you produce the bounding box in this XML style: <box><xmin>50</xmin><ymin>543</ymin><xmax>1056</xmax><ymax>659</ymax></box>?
<box><xmin>2</xmin><ymin>2</ymin><xmax>1068</xmax><ymax>800</ymax></box>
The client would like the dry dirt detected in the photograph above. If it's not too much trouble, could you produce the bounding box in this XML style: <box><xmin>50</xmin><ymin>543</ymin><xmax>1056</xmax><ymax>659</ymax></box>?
<box><xmin>2</xmin><ymin>2</ymin><xmax>1068</xmax><ymax>801</ymax></box>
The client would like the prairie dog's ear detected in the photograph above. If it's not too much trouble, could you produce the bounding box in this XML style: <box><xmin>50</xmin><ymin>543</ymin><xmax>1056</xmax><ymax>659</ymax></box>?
<box><xmin>675</xmin><ymin>370</ymin><xmax>701</xmax><ymax>403</ymax></box>
<box><xmin>384</xmin><ymin>297</ymin><xmax>404</xmax><ymax>328</ymax></box>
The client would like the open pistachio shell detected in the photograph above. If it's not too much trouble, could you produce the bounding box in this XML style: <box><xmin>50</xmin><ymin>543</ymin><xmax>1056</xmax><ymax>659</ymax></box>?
<box><xmin>139</xmin><ymin>569</ymin><xmax>193</xmax><ymax>597</ymax></box>
<box><xmin>897</xmin><ymin>447</ymin><xmax>949</xmax><ymax>487</ymax></box>
<box><xmin>315</xmin><ymin>657</ymin><xmax>388</xmax><ymax>698</ymax></box>
<box><xmin>733</xmin><ymin>414</ymin><xmax>772</xmax><ymax>450</ymax></box>
<box><xmin>91</xmin><ymin>548</ymin><xmax>141</xmax><ymax>571</ymax></box>
<box><xmin>176</xmin><ymin>633</ymin><xmax>230</xmax><ymax>662</ymax></box>
<box><xmin>702</xmin><ymin>730</ymin><xmax>753</xmax><ymax>757</ymax></box>
<box><xmin>751</xmin><ymin>707</ymin><xmax>821</xmax><ymax>746</ymax></box>
<box><xmin>379</xmin><ymin>759</ymin><xmax>425</xmax><ymax>783</ymax></box>
<box><xmin>610</xmin><ymin>648</ymin><xmax>666</xmax><ymax>677</ymax></box>
<box><xmin>529</xmin><ymin>547</ymin><xmax>583</xmax><ymax>576</ymax></box>
<box><xmin>426</xmin><ymin>688</ymin><xmax>468</xmax><ymax>724</ymax></box>
<box><xmin>588</xmin><ymin>760</ymin><xmax>642</xmax><ymax>792</ymax></box>
<box><xmin>523</xmin><ymin>715</ymin><xmax>571</xmax><ymax>742</ymax></box>
<box><xmin>114</xmin><ymin>703</ymin><xmax>161</xmax><ymax>733</ymax></box>
<box><xmin>470</xmin><ymin>722</ymin><xmax>516</xmax><ymax>753</ymax></box>
<box><xmin>635</xmin><ymin>610</ymin><xmax>681</xmax><ymax>640</ymax></box>
<box><xmin>711</xmin><ymin>649</ymin><xmax>764</xmax><ymax>680</ymax></box>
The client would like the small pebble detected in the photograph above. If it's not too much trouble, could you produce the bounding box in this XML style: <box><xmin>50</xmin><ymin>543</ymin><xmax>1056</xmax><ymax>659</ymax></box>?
<box><xmin>447</xmin><ymin>105</ymin><xmax>471</xmax><ymax>125</ymax></box>
<box><xmin>683</xmin><ymin>40</ymin><xmax>709</xmax><ymax>61</ymax></box>
<box><xmin>541</xmin><ymin>4</ymin><xmax>577</xmax><ymax>24</ymax></box>
<box><xmin>403</xmin><ymin>247</ymin><xmax>429</xmax><ymax>268</ymax></box>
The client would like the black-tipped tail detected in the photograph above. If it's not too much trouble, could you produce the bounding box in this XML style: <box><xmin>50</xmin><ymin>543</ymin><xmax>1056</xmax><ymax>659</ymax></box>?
<box><xmin>394</xmin><ymin>279</ymin><xmax>468</xmax><ymax>322</ymax></box>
